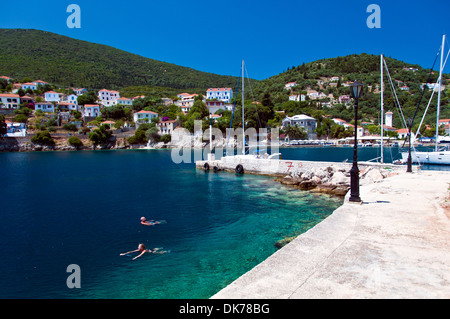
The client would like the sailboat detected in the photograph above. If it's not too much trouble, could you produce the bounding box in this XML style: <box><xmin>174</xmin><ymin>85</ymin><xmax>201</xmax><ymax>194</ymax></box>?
<box><xmin>224</xmin><ymin>60</ymin><xmax>281</xmax><ymax>159</ymax></box>
<box><xmin>400</xmin><ymin>34</ymin><xmax>450</xmax><ymax>165</ymax></box>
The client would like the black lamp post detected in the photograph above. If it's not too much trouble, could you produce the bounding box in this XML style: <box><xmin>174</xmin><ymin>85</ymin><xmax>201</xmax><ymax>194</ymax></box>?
<box><xmin>407</xmin><ymin>117</ymin><xmax>413</xmax><ymax>173</ymax></box>
<box><xmin>349</xmin><ymin>80</ymin><xmax>363</xmax><ymax>203</ymax></box>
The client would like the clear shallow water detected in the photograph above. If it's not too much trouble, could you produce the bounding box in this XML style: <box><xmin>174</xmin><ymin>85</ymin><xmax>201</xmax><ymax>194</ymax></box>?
<box><xmin>0</xmin><ymin>149</ymin><xmax>341</xmax><ymax>299</ymax></box>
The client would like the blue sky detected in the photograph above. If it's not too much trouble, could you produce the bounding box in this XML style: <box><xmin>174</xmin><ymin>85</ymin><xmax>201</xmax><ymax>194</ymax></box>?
<box><xmin>1</xmin><ymin>1</ymin><xmax>450</xmax><ymax>80</ymax></box>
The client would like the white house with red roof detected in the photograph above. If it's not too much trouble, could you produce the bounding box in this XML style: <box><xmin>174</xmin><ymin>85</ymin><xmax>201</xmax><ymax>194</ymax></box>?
<box><xmin>98</xmin><ymin>89</ymin><xmax>120</xmax><ymax>106</ymax></box>
<box><xmin>34</xmin><ymin>80</ymin><xmax>49</xmax><ymax>87</ymax></box>
<box><xmin>83</xmin><ymin>104</ymin><xmax>100</xmax><ymax>118</ymax></box>
<box><xmin>0</xmin><ymin>76</ymin><xmax>12</xmax><ymax>82</ymax></box>
<box><xmin>117</xmin><ymin>97</ymin><xmax>133</xmax><ymax>106</ymax></box>
<box><xmin>35</xmin><ymin>102</ymin><xmax>55</xmax><ymax>113</ymax></box>
<box><xmin>133</xmin><ymin>110</ymin><xmax>158</xmax><ymax>125</ymax></box>
<box><xmin>72</xmin><ymin>88</ymin><xmax>87</xmax><ymax>96</ymax></box>
<box><xmin>22</xmin><ymin>82</ymin><xmax>38</xmax><ymax>91</ymax></box>
<box><xmin>44</xmin><ymin>91</ymin><xmax>61</xmax><ymax>102</ymax></box>
<box><xmin>4</xmin><ymin>120</ymin><xmax>27</xmax><ymax>137</ymax></box>
<box><xmin>284</xmin><ymin>82</ymin><xmax>298</xmax><ymax>90</ymax></box>
<box><xmin>157</xmin><ymin>119</ymin><xmax>178</xmax><ymax>135</ymax></box>
<box><xmin>206</xmin><ymin>88</ymin><xmax>233</xmax><ymax>103</ymax></box>
<box><xmin>0</xmin><ymin>93</ymin><xmax>21</xmax><ymax>109</ymax></box>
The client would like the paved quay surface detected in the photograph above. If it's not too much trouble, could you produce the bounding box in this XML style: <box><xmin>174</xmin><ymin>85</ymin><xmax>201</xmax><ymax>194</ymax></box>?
<box><xmin>211</xmin><ymin>170</ymin><xmax>450</xmax><ymax>299</ymax></box>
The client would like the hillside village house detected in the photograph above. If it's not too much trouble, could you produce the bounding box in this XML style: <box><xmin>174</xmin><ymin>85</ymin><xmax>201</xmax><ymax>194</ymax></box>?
<box><xmin>44</xmin><ymin>91</ymin><xmax>61</xmax><ymax>102</ymax></box>
<box><xmin>282</xmin><ymin>114</ymin><xmax>317</xmax><ymax>138</ymax></box>
<box><xmin>83</xmin><ymin>104</ymin><xmax>100</xmax><ymax>118</ymax></box>
<box><xmin>72</xmin><ymin>88</ymin><xmax>87</xmax><ymax>96</ymax></box>
<box><xmin>284</xmin><ymin>82</ymin><xmax>298</xmax><ymax>90</ymax></box>
<box><xmin>98</xmin><ymin>89</ymin><xmax>120</xmax><ymax>106</ymax></box>
<box><xmin>35</xmin><ymin>102</ymin><xmax>55</xmax><ymax>113</ymax></box>
<box><xmin>117</xmin><ymin>97</ymin><xmax>133</xmax><ymax>106</ymax></box>
<box><xmin>0</xmin><ymin>93</ymin><xmax>20</xmax><ymax>109</ymax></box>
<box><xmin>22</xmin><ymin>82</ymin><xmax>38</xmax><ymax>91</ymax></box>
<box><xmin>396</xmin><ymin>128</ymin><xmax>416</xmax><ymax>140</ymax></box>
<box><xmin>175</xmin><ymin>94</ymin><xmax>198</xmax><ymax>112</ymax></box>
<box><xmin>20</xmin><ymin>95</ymin><xmax>34</xmax><ymax>105</ymax></box>
<box><xmin>66</xmin><ymin>94</ymin><xmax>78</xmax><ymax>105</ymax></box>
<box><xmin>133</xmin><ymin>110</ymin><xmax>158</xmax><ymax>125</ymax></box>
<box><xmin>332</xmin><ymin>118</ymin><xmax>364</xmax><ymax>137</ymax></box>
<box><xmin>338</xmin><ymin>95</ymin><xmax>351</xmax><ymax>104</ymax></box>
<box><xmin>206</xmin><ymin>88</ymin><xmax>233</xmax><ymax>103</ymax></box>
<box><xmin>4</xmin><ymin>120</ymin><xmax>26</xmax><ymax>137</ymax></box>
<box><xmin>57</xmin><ymin>102</ymin><xmax>78</xmax><ymax>112</ymax></box>
<box><xmin>0</xmin><ymin>76</ymin><xmax>12</xmax><ymax>82</ymax></box>
<box><xmin>289</xmin><ymin>94</ymin><xmax>306</xmax><ymax>102</ymax></box>
<box><xmin>157</xmin><ymin>120</ymin><xmax>178</xmax><ymax>135</ymax></box>
<box><xmin>206</xmin><ymin>100</ymin><xmax>225</xmax><ymax>114</ymax></box>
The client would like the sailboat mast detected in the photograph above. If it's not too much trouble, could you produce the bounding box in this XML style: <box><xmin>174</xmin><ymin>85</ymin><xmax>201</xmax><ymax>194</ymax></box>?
<box><xmin>436</xmin><ymin>34</ymin><xmax>445</xmax><ymax>152</ymax></box>
<box><xmin>242</xmin><ymin>60</ymin><xmax>245</xmax><ymax>155</ymax></box>
<box><xmin>380</xmin><ymin>54</ymin><xmax>384</xmax><ymax>163</ymax></box>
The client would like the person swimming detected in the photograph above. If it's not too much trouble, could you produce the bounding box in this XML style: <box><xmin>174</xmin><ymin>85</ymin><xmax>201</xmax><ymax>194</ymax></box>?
<box><xmin>140</xmin><ymin>217</ymin><xmax>161</xmax><ymax>226</ymax></box>
<box><xmin>120</xmin><ymin>244</ymin><xmax>161</xmax><ymax>260</ymax></box>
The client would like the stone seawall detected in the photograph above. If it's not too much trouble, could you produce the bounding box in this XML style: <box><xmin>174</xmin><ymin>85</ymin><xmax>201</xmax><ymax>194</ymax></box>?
<box><xmin>196</xmin><ymin>156</ymin><xmax>407</xmax><ymax>197</ymax></box>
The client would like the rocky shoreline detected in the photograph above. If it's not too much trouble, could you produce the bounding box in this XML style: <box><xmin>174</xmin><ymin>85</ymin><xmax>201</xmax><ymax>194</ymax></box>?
<box><xmin>275</xmin><ymin>164</ymin><xmax>397</xmax><ymax>198</ymax></box>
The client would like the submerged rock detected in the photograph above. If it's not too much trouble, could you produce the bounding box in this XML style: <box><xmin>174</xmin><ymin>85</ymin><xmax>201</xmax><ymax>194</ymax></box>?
<box><xmin>274</xmin><ymin>236</ymin><xmax>296</xmax><ymax>249</ymax></box>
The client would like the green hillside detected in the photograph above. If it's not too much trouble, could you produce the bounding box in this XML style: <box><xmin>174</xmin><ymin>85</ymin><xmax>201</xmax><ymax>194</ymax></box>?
<box><xmin>252</xmin><ymin>53</ymin><xmax>450</xmax><ymax>129</ymax></box>
<box><xmin>0</xmin><ymin>29</ymin><xmax>241</xmax><ymax>91</ymax></box>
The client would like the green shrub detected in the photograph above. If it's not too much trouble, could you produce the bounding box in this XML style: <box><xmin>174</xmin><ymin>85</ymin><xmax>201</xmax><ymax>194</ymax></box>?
<box><xmin>68</xmin><ymin>136</ymin><xmax>83</xmax><ymax>148</ymax></box>
<box><xmin>31</xmin><ymin>131</ymin><xmax>55</xmax><ymax>146</ymax></box>
<box><xmin>63</xmin><ymin>123</ymin><xmax>78</xmax><ymax>131</ymax></box>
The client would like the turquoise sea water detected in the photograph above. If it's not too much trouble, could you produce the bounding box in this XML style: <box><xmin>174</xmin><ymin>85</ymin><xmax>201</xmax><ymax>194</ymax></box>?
<box><xmin>0</xmin><ymin>149</ymin><xmax>342</xmax><ymax>299</ymax></box>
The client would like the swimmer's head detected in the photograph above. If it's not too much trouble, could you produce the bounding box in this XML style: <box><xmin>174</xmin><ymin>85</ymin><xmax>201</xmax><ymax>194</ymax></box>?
<box><xmin>138</xmin><ymin>243</ymin><xmax>146</xmax><ymax>251</ymax></box>
<box><xmin>140</xmin><ymin>217</ymin><xmax>146</xmax><ymax>221</ymax></box>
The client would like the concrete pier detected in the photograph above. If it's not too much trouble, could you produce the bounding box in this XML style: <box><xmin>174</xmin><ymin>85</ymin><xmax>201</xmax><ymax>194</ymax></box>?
<box><xmin>211</xmin><ymin>170</ymin><xmax>450</xmax><ymax>299</ymax></box>
<box><xmin>196</xmin><ymin>156</ymin><xmax>405</xmax><ymax>177</ymax></box>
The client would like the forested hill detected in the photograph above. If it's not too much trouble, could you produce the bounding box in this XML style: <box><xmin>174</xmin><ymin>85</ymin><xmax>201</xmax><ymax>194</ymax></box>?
<box><xmin>253</xmin><ymin>53</ymin><xmax>450</xmax><ymax>128</ymax></box>
<box><xmin>0</xmin><ymin>29</ymin><xmax>241</xmax><ymax>91</ymax></box>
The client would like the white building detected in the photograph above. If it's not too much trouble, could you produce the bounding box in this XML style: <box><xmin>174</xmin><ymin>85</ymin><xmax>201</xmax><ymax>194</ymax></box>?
<box><xmin>175</xmin><ymin>93</ymin><xmax>198</xmax><ymax>112</ymax></box>
<box><xmin>98</xmin><ymin>89</ymin><xmax>120</xmax><ymax>106</ymax></box>
<box><xmin>282</xmin><ymin>114</ymin><xmax>317</xmax><ymax>137</ymax></box>
<box><xmin>289</xmin><ymin>94</ymin><xmax>305</xmax><ymax>102</ymax></box>
<box><xmin>157</xmin><ymin>120</ymin><xmax>178</xmax><ymax>135</ymax></box>
<box><xmin>0</xmin><ymin>93</ymin><xmax>21</xmax><ymax>109</ymax></box>
<box><xmin>4</xmin><ymin>120</ymin><xmax>26</xmax><ymax>137</ymax></box>
<box><xmin>35</xmin><ymin>102</ymin><xmax>55</xmax><ymax>113</ymax></box>
<box><xmin>116</xmin><ymin>97</ymin><xmax>133</xmax><ymax>106</ymax></box>
<box><xmin>385</xmin><ymin>111</ymin><xmax>393</xmax><ymax>128</ymax></box>
<box><xmin>57</xmin><ymin>102</ymin><xmax>78</xmax><ymax>112</ymax></box>
<box><xmin>21</xmin><ymin>82</ymin><xmax>38</xmax><ymax>91</ymax></box>
<box><xmin>83</xmin><ymin>104</ymin><xmax>100</xmax><ymax>118</ymax></box>
<box><xmin>44</xmin><ymin>91</ymin><xmax>61</xmax><ymax>102</ymax></box>
<box><xmin>66</xmin><ymin>94</ymin><xmax>78</xmax><ymax>105</ymax></box>
<box><xmin>133</xmin><ymin>110</ymin><xmax>158</xmax><ymax>124</ymax></box>
<box><xmin>284</xmin><ymin>82</ymin><xmax>298</xmax><ymax>90</ymax></box>
<box><xmin>72</xmin><ymin>88</ymin><xmax>87</xmax><ymax>96</ymax></box>
<box><xmin>206</xmin><ymin>88</ymin><xmax>233</xmax><ymax>103</ymax></box>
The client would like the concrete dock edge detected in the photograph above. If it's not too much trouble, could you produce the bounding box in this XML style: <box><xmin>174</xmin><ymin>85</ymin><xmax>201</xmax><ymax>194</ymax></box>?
<box><xmin>211</xmin><ymin>170</ymin><xmax>450</xmax><ymax>299</ymax></box>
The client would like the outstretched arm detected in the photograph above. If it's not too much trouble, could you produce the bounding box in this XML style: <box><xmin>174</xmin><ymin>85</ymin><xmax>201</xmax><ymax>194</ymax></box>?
<box><xmin>120</xmin><ymin>249</ymin><xmax>139</xmax><ymax>256</ymax></box>
<box><xmin>132</xmin><ymin>250</ymin><xmax>147</xmax><ymax>260</ymax></box>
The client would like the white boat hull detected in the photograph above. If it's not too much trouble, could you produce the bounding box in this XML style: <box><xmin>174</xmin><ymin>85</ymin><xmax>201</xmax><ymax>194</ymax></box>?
<box><xmin>401</xmin><ymin>150</ymin><xmax>450</xmax><ymax>165</ymax></box>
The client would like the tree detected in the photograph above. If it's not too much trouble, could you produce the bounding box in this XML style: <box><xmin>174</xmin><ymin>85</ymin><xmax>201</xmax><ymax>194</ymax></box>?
<box><xmin>88</xmin><ymin>125</ymin><xmax>112</xmax><ymax>146</ymax></box>
<box><xmin>282</xmin><ymin>125</ymin><xmax>308</xmax><ymax>140</ymax></box>
<box><xmin>13</xmin><ymin>114</ymin><xmax>28</xmax><ymax>123</ymax></box>
<box><xmin>31</xmin><ymin>131</ymin><xmax>55</xmax><ymax>146</ymax></box>
<box><xmin>68</xmin><ymin>136</ymin><xmax>83</xmax><ymax>148</ymax></box>
<box><xmin>0</xmin><ymin>115</ymin><xmax>7</xmax><ymax>136</ymax></box>
<box><xmin>77</xmin><ymin>92</ymin><xmax>98</xmax><ymax>105</ymax></box>
<box><xmin>145</xmin><ymin>126</ymin><xmax>160</xmax><ymax>144</ymax></box>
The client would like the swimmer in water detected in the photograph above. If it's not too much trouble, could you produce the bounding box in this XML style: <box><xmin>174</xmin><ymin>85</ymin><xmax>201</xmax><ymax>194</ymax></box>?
<box><xmin>140</xmin><ymin>217</ymin><xmax>161</xmax><ymax>226</ymax></box>
<box><xmin>120</xmin><ymin>244</ymin><xmax>160</xmax><ymax>260</ymax></box>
